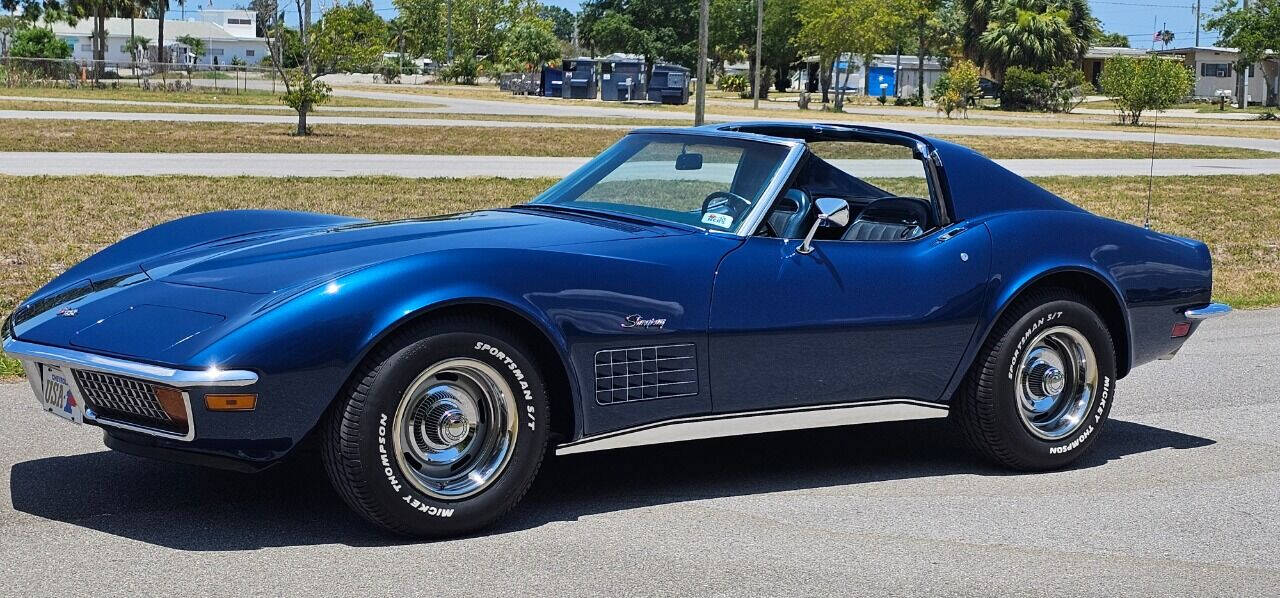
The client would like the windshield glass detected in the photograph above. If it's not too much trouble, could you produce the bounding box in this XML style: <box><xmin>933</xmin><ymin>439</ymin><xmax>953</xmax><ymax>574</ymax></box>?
<box><xmin>530</xmin><ymin>133</ymin><xmax>791</xmax><ymax>232</ymax></box>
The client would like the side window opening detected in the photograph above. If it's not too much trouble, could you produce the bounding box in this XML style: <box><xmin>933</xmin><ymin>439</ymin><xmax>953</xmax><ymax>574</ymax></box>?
<box><xmin>758</xmin><ymin>140</ymin><xmax>939</xmax><ymax>242</ymax></box>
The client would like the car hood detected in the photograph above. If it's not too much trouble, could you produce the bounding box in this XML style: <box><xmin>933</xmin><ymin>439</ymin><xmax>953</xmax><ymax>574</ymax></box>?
<box><xmin>140</xmin><ymin>208</ymin><xmax>677</xmax><ymax>294</ymax></box>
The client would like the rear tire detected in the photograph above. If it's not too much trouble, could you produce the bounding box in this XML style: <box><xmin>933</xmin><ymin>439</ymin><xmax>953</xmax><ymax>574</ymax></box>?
<box><xmin>322</xmin><ymin>317</ymin><xmax>549</xmax><ymax>537</ymax></box>
<box><xmin>954</xmin><ymin>288</ymin><xmax>1117</xmax><ymax>471</ymax></box>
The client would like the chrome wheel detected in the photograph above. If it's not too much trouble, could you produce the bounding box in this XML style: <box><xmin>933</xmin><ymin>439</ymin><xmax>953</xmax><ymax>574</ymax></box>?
<box><xmin>392</xmin><ymin>358</ymin><xmax>518</xmax><ymax>500</ymax></box>
<box><xmin>1013</xmin><ymin>326</ymin><xmax>1098</xmax><ymax>440</ymax></box>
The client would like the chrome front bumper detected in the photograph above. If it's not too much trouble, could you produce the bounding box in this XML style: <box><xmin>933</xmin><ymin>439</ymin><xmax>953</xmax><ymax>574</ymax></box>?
<box><xmin>2</xmin><ymin>336</ymin><xmax>258</xmax><ymax>442</ymax></box>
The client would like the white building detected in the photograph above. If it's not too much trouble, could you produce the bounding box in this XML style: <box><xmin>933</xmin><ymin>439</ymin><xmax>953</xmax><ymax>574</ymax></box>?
<box><xmin>51</xmin><ymin>9</ymin><xmax>268</xmax><ymax>66</ymax></box>
<box><xmin>1149</xmin><ymin>46</ymin><xmax>1274</xmax><ymax>103</ymax></box>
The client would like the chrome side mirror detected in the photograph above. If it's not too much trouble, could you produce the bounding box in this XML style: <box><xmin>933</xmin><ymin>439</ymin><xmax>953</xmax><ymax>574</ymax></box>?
<box><xmin>798</xmin><ymin>197</ymin><xmax>850</xmax><ymax>254</ymax></box>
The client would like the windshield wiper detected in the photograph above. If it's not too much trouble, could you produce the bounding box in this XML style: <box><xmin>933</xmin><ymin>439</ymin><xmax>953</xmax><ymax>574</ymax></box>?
<box><xmin>514</xmin><ymin>204</ymin><xmax>701</xmax><ymax>233</ymax></box>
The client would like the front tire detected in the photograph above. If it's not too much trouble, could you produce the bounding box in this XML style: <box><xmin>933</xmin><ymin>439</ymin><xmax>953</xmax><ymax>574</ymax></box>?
<box><xmin>322</xmin><ymin>317</ymin><xmax>549</xmax><ymax>537</ymax></box>
<box><xmin>954</xmin><ymin>288</ymin><xmax>1117</xmax><ymax>470</ymax></box>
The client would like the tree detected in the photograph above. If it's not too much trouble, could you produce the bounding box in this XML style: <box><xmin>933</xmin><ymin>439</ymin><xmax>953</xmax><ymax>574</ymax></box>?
<box><xmin>1093</xmin><ymin>30</ymin><xmax>1130</xmax><ymax>47</ymax></box>
<box><xmin>1098</xmin><ymin>54</ymin><xmax>1194</xmax><ymax>125</ymax></box>
<box><xmin>579</xmin><ymin>0</ymin><xmax>699</xmax><ymax>67</ymax></box>
<box><xmin>797</xmin><ymin>0</ymin><xmax>911</xmax><ymax>110</ymax></box>
<box><xmin>1208</xmin><ymin>0</ymin><xmax>1280</xmax><ymax>107</ymax></box>
<box><xmin>498</xmin><ymin>19</ymin><xmax>560</xmax><ymax>71</ymax></box>
<box><xmin>959</xmin><ymin>0</ymin><xmax>1095</xmax><ymax>79</ymax></box>
<box><xmin>393</xmin><ymin>0</ymin><xmax>444</xmax><ymax>60</ymax></box>
<box><xmin>10</xmin><ymin>26</ymin><xmax>73</xmax><ymax>59</ymax></box>
<box><xmin>537</xmin><ymin>4</ymin><xmax>576</xmax><ymax>41</ymax></box>
<box><xmin>265</xmin><ymin>0</ymin><xmax>389</xmax><ymax>135</ymax></box>
<box><xmin>933</xmin><ymin>57</ymin><xmax>980</xmax><ymax>117</ymax></box>
<box><xmin>0</xmin><ymin>15</ymin><xmax>23</xmax><ymax>57</ymax></box>
<box><xmin>175</xmin><ymin>33</ymin><xmax>205</xmax><ymax>66</ymax></box>
<box><xmin>977</xmin><ymin>0</ymin><xmax>1097</xmax><ymax>81</ymax></box>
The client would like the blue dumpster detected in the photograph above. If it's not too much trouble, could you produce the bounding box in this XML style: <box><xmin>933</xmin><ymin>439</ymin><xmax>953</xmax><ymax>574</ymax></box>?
<box><xmin>561</xmin><ymin>59</ymin><xmax>598</xmax><ymax>99</ymax></box>
<box><xmin>601</xmin><ymin>59</ymin><xmax>645</xmax><ymax>101</ymax></box>
<box><xmin>867</xmin><ymin>66</ymin><xmax>896</xmax><ymax>97</ymax></box>
<box><xmin>540</xmin><ymin>66</ymin><xmax>564</xmax><ymax>97</ymax></box>
<box><xmin>646</xmin><ymin>63</ymin><xmax>690</xmax><ymax>104</ymax></box>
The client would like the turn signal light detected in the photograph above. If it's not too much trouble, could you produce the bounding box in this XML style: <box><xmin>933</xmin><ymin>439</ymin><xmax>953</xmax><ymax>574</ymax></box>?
<box><xmin>205</xmin><ymin>394</ymin><xmax>258</xmax><ymax>412</ymax></box>
<box><xmin>1171</xmin><ymin>321</ymin><xmax>1191</xmax><ymax>338</ymax></box>
<box><xmin>154</xmin><ymin>386</ymin><xmax>189</xmax><ymax>427</ymax></box>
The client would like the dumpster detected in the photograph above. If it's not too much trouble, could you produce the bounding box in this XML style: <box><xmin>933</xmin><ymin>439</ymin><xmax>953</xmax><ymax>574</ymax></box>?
<box><xmin>561</xmin><ymin>59</ymin><xmax>598</xmax><ymax>99</ymax></box>
<box><xmin>601</xmin><ymin>59</ymin><xmax>645</xmax><ymax>101</ymax></box>
<box><xmin>867</xmin><ymin>66</ymin><xmax>896</xmax><ymax>98</ymax></box>
<box><xmin>540</xmin><ymin>65</ymin><xmax>564</xmax><ymax>97</ymax></box>
<box><xmin>646</xmin><ymin>63</ymin><xmax>690</xmax><ymax>104</ymax></box>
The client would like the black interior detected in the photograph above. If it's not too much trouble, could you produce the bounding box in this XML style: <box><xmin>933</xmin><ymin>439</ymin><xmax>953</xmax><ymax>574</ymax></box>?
<box><xmin>761</xmin><ymin>152</ymin><xmax>934</xmax><ymax>242</ymax></box>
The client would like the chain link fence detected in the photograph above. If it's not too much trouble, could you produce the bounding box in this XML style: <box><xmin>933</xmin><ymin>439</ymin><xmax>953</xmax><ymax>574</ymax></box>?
<box><xmin>0</xmin><ymin>56</ymin><xmax>282</xmax><ymax>94</ymax></box>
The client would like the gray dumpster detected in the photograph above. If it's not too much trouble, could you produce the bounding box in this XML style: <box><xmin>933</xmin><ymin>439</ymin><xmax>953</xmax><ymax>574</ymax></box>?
<box><xmin>646</xmin><ymin>63</ymin><xmax>690</xmax><ymax>104</ymax></box>
<box><xmin>561</xmin><ymin>59</ymin><xmax>598</xmax><ymax>99</ymax></box>
<box><xmin>601</xmin><ymin>59</ymin><xmax>645</xmax><ymax>101</ymax></box>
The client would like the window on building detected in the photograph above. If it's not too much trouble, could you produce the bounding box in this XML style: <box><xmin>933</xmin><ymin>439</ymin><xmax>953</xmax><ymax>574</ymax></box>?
<box><xmin>227</xmin><ymin>18</ymin><xmax>252</xmax><ymax>25</ymax></box>
<box><xmin>80</xmin><ymin>44</ymin><xmax>92</xmax><ymax>52</ymax></box>
<box><xmin>211</xmin><ymin>48</ymin><xmax>224</xmax><ymax>56</ymax></box>
<box><xmin>1201</xmin><ymin>63</ymin><xmax>1230</xmax><ymax>77</ymax></box>
<box><xmin>246</xmin><ymin>49</ymin><xmax>255</xmax><ymax>57</ymax></box>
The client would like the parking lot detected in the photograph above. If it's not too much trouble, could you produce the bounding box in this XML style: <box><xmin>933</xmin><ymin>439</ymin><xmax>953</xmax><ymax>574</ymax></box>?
<box><xmin>1</xmin><ymin>307</ymin><xmax>1275</xmax><ymax>596</ymax></box>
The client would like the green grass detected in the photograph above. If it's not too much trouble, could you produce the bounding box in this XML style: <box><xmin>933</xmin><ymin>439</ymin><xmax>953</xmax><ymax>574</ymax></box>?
<box><xmin>1</xmin><ymin>119</ymin><xmax>1272</xmax><ymax>158</ymax></box>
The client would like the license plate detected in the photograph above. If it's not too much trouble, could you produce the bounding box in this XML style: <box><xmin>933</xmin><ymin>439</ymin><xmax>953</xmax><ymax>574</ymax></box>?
<box><xmin>39</xmin><ymin>364</ymin><xmax>84</xmax><ymax>424</ymax></box>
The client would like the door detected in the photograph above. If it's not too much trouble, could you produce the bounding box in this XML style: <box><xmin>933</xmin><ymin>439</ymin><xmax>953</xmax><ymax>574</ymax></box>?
<box><xmin>708</xmin><ymin>227</ymin><xmax>991</xmax><ymax>414</ymax></box>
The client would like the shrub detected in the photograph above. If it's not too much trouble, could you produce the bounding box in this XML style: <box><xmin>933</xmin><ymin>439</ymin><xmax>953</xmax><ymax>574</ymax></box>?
<box><xmin>379</xmin><ymin>59</ymin><xmax>403</xmax><ymax>84</ymax></box>
<box><xmin>1098</xmin><ymin>55</ymin><xmax>1194</xmax><ymax>125</ymax></box>
<box><xmin>933</xmin><ymin>59</ymin><xmax>980</xmax><ymax>118</ymax></box>
<box><xmin>1001</xmin><ymin>67</ymin><xmax>1051</xmax><ymax>110</ymax></box>
<box><xmin>440</xmin><ymin>54</ymin><xmax>480</xmax><ymax>85</ymax></box>
<box><xmin>718</xmin><ymin>73</ymin><xmax>748</xmax><ymax>92</ymax></box>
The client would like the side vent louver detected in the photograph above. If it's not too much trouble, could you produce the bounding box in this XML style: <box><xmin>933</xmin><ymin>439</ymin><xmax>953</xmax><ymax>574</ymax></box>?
<box><xmin>594</xmin><ymin>344</ymin><xmax>698</xmax><ymax>405</ymax></box>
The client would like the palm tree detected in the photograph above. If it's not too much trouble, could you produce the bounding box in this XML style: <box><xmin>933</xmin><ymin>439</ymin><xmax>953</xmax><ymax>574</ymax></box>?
<box><xmin>976</xmin><ymin>0</ymin><xmax>1097</xmax><ymax>80</ymax></box>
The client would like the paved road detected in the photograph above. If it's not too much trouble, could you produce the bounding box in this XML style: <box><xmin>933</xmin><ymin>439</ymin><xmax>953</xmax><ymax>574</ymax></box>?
<box><xmin>5</xmin><ymin>101</ymin><xmax>1280</xmax><ymax>153</ymax></box>
<box><xmin>4</xmin><ymin>152</ymin><xmax>1280</xmax><ymax>178</ymax></box>
<box><xmin>1</xmin><ymin>308</ymin><xmax>1275</xmax><ymax>596</ymax></box>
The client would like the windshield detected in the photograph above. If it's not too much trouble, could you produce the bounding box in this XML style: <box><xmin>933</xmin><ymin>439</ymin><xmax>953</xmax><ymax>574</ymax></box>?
<box><xmin>530</xmin><ymin>133</ymin><xmax>791</xmax><ymax>232</ymax></box>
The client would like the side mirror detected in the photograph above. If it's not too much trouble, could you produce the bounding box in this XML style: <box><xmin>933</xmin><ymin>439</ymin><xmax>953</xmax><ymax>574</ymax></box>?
<box><xmin>675</xmin><ymin>152</ymin><xmax>703</xmax><ymax>171</ymax></box>
<box><xmin>798</xmin><ymin>197</ymin><xmax>850</xmax><ymax>254</ymax></box>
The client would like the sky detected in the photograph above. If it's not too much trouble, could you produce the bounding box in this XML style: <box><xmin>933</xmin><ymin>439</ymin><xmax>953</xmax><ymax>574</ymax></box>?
<box><xmin>185</xmin><ymin>0</ymin><xmax>1224</xmax><ymax>49</ymax></box>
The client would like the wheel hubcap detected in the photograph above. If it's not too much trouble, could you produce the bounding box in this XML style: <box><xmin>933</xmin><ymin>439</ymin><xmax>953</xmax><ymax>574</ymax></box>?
<box><xmin>392</xmin><ymin>358</ymin><xmax>518</xmax><ymax>500</ymax></box>
<box><xmin>1014</xmin><ymin>326</ymin><xmax>1098</xmax><ymax>440</ymax></box>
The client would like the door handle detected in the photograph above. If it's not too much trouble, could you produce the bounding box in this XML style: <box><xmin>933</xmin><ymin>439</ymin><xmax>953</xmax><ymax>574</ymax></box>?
<box><xmin>935</xmin><ymin>226</ymin><xmax>967</xmax><ymax>244</ymax></box>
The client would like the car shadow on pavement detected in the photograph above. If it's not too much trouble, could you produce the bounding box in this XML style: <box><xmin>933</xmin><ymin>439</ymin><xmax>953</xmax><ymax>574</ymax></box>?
<box><xmin>8</xmin><ymin>418</ymin><xmax>1213</xmax><ymax>550</ymax></box>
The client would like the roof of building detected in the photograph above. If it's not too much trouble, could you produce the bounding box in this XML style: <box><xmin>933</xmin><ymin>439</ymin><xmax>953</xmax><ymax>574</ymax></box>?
<box><xmin>1083</xmin><ymin>46</ymin><xmax>1148</xmax><ymax>59</ymax></box>
<box><xmin>51</xmin><ymin>18</ymin><xmax>263</xmax><ymax>43</ymax></box>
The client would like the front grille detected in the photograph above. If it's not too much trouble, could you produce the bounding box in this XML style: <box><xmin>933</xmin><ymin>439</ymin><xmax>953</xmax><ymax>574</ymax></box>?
<box><xmin>72</xmin><ymin>370</ymin><xmax>187</xmax><ymax>434</ymax></box>
<box><xmin>594</xmin><ymin>344</ymin><xmax>698</xmax><ymax>405</ymax></box>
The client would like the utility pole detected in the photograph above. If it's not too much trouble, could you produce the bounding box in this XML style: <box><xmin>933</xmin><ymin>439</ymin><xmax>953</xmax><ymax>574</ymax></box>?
<box><xmin>1237</xmin><ymin>0</ymin><xmax>1249</xmax><ymax>108</ymax></box>
<box><xmin>1194</xmin><ymin>0</ymin><xmax>1201</xmax><ymax>47</ymax></box>
<box><xmin>752</xmin><ymin>0</ymin><xmax>763</xmax><ymax>110</ymax></box>
<box><xmin>446</xmin><ymin>0</ymin><xmax>454</xmax><ymax>63</ymax></box>
<box><xmin>695</xmin><ymin>0</ymin><xmax>708</xmax><ymax>125</ymax></box>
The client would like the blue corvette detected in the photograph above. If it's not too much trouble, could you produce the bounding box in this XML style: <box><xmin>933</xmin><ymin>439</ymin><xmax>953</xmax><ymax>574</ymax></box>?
<box><xmin>3</xmin><ymin>122</ymin><xmax>1229</xmax><ymax>536</ymax></box>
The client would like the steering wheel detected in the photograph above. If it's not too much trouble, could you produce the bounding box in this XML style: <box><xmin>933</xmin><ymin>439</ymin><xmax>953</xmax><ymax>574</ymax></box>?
<box><xmin>701</xmin><ymin>191</ymin><xmax>752</xmax><ymax>216</ymax></box>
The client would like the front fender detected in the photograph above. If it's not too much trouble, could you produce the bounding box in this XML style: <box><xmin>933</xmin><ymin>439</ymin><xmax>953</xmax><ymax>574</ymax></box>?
<box><xmin>187</xmin><ymin>248</ymin><xmax>581</xmax><ymax>449</ymax></box>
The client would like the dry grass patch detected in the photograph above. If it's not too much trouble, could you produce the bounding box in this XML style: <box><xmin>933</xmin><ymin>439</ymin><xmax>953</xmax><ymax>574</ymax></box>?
<box><xmin>3</xmin><ymin>120</ymin><xmax>629</xmax><ymax>155</ymax></box>
<box><xmin>2</xmin><ymin>119</ymin><xmax>1271</xmax><ymax>159</ymax></box>
<box><xmin>0</xmin><ymin>85</ymin><xmax>426</xmax><ymax>108</ymax></box>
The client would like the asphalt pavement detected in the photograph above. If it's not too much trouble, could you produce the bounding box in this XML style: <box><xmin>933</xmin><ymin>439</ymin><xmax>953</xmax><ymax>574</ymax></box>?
<box><xmin>1</xmin><ymin>307</ymin><xmax>1276</xmax><ymax>596</ymax></box>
